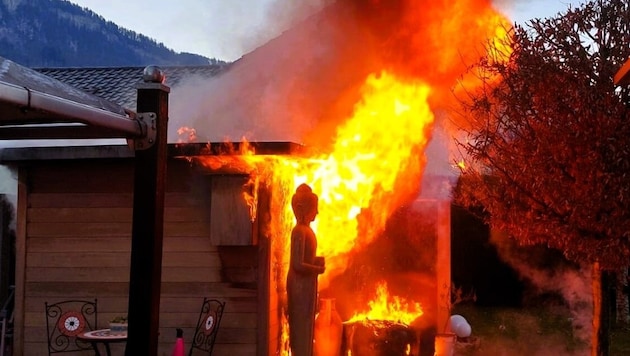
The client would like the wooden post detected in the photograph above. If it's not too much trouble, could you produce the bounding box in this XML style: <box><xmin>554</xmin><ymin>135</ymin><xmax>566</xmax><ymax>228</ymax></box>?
<box><xmin>125</xmin><ymin>66</ymin><xmax>170</xmax><ymax>356</ymax></box>
<box><xmin>436</xmin><ymin>200</ymin><xmax>451</xmax><ymax>333</ymax></box>
<box><xmin>13</xmin><ymin>168</ymin><xmax>27</xmax><ymax>356</ymax></box>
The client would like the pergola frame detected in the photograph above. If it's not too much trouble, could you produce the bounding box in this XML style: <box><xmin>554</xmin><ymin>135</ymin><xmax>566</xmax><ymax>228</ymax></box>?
<box><xmin>0</xmin><ymin>57</ymin><xmax>168</xmax><ymax>355</ymax></box>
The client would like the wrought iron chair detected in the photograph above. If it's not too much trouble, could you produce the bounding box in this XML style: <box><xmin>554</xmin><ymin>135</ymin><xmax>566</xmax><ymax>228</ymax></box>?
<box><xmin>0</xmin><ymin>285</ymin><xmax>14</xmax><ymax>356</ymax></box>
<box><xmin>189</xmin><ymin>298</ymin><xmax>225</xmax><ymax>356</ymax></box>
<box><xmin>44</xmin><ymin>299</ymin><xmax>98</xmax><ymax>355</ymax></box>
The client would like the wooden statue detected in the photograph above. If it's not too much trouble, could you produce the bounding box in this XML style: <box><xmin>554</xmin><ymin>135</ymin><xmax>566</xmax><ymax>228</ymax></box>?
<box><xmin>287</xmin><ymin>183</ymin><xmax>326</xmax><ymax>356</ymax></box>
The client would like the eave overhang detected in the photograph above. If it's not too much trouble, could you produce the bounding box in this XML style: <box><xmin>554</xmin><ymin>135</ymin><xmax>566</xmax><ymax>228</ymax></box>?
<box><xmin>0</xmin><ymin>142</ymin><xmax>305</xmax><ymax>162</ymax></box>
<box><xmin>0</xmin><ymin>57</ymin><xmax>143</xmax><ymax>140</ymax></box>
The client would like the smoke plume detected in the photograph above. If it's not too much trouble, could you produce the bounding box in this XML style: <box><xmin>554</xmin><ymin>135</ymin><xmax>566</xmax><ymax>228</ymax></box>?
<box><xmin>169</xmin><ymin>0</ymin><xmax>507</xmax><ymax>153</ymax></box>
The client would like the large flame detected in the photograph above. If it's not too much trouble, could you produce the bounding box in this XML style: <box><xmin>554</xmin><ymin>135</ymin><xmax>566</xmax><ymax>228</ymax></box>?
<box><xmin>194</xmin><ymin>1</ymin><xmax>512</xmax><ymax>286</ymax></box>
<box><xmin>192</xmin><ymin>1</ymin><xmax>512</xmax><ymax>355</ymax></box>
<box><xmin>236</xmin><ymin>73</ymin><xmax>434</xmax><ymax>355</ymax></box>
<box><xmin>347</xmin><ymin>281</ymin><xmax>424</xmax><ymax>325</ymax></box>
<box><xmin>295</xmin><ymin>71</ymin><xmax>435</xmax><ymax>287</ymax></box>
<box><xmin>230</xmin><ymin>71</ymin><xmax>435</xmax><ymax>288</ymax></box>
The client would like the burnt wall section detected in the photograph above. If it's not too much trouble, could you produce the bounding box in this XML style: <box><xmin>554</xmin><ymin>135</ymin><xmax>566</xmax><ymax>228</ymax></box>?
<box><xmin>210</xmin><ymin>175</ymin><xmax>254</xmax><ymax>246</ymax></box>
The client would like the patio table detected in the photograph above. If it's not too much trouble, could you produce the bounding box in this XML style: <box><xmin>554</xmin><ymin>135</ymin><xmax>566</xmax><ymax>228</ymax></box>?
<box><xmin>77</xmin><ymin>329</ymin><xmax>127</xmax><ymax>356</ymax></box>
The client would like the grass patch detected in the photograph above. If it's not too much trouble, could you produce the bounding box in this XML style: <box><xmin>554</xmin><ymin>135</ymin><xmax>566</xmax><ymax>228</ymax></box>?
<box><xmin>448</xmin><ymin>304</ymin><xmax>630</xmax><ymax>355</ymax></box>
<box><xmin>610</xmin><ymin>325</ymin><xmax>630</xmax><ymax>356</ymax></box>
<box><xmin>452</xmin><ymin>304</ymin><xmax>589</xmax><ymax>355</ymax></box>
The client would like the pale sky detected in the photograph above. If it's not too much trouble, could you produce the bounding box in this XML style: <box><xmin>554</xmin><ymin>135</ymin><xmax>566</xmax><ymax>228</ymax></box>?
<box><xmin>67</xmin><ymin>0</ymin><xmax>587</xmax><ymax>62</ymax></box>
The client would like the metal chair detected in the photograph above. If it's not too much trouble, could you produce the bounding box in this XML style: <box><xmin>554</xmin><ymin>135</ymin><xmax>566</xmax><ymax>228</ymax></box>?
<box><xmin>189</xmin><ymin>298</ymin><xmax>225</xmax><ymax>356</ymax></box>
<box><xmin>0</xmin><ymin>285</ymin><xmax>14</xmax><ymax>356</ymax></box>
<box><xmin>44</xmin><ymin>299</ymin><xmax>98</xmax><ymax>355</ymax></box>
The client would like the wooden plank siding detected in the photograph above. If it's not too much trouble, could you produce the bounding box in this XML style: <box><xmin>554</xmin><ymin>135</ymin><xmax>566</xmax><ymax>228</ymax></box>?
<box><xmin>18</xmin><ymin>158</ymin><xmax>266</xmax><ymax>356</ymax></box>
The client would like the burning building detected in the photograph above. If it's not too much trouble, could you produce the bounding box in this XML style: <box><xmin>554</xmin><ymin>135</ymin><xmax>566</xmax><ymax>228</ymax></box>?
<box><xmin>0</xmin><ymin>0</ymin><xmax>514</xmax><ymax>355</ymax></box>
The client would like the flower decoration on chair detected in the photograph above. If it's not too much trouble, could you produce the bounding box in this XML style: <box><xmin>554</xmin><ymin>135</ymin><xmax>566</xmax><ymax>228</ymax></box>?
<box><xmin>203</xmin><ymin>311</ymin><xmax>217</xmax><ymax>335</ymax></box>
<box><xmin>57</xmin><ymin>311</ymin><xmax>86</xmax><ymax>336</ymax></box>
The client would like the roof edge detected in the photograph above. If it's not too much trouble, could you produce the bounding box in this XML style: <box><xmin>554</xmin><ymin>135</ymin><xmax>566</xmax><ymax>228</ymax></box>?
<box><xmin>0</xmin><ymin>142</ymin><xmax>305</xmax><ymax>162</ymax></box>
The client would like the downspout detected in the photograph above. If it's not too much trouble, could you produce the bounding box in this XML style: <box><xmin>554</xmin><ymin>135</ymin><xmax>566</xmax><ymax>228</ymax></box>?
<box><xmin>0</xmin><ymin>80</ymin><xmax>143</xmax><ymax>138</ymax></box>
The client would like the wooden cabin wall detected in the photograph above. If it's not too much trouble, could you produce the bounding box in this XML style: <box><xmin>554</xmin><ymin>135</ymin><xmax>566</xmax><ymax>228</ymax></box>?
<box><xmin>18</xmin><ymin>158</ymin><xmax>262</xmax><ymax>356</ymax></box>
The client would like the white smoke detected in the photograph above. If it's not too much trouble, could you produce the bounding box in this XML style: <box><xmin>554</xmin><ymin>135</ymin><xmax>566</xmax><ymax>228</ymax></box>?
<box><xmin>490</xmin><ymin>231</ymin><xmax>593</xmax><ymax>343</ymax></box>
<box><xmin>168</xmin><ymin>1</ymin><xmax>368</xmax><ymax>146</ymax></box>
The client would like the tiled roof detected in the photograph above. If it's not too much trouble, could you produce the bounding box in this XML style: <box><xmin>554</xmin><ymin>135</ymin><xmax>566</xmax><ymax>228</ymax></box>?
<box><xmin>35</xmin><ymin>65</ymin><xmax>229</xmax><ymax>110</ymax></box>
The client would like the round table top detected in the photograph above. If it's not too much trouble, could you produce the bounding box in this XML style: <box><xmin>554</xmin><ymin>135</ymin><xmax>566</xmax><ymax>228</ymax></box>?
<box><xmin>78</xmin><ymin>329</ymin><xmax>127</xmax><ymax>340</ymax></box>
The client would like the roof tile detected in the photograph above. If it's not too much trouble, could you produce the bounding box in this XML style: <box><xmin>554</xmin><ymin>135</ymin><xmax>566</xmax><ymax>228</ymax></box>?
<box><xmin>35</xmin><ymin>65</ymin><xmax>228</xmax><ymax>110</ymax></box>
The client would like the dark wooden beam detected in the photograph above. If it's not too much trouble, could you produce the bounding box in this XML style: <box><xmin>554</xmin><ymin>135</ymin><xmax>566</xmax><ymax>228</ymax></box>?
<box><xmin>125</xmin><ymin>67</ymin><xmax>170</xmax><ymax>356</ymax></box>
<box><xmin>168</xmin><ymin>141</ymin><xmax>306</xmax><ymax>157</ymax></box>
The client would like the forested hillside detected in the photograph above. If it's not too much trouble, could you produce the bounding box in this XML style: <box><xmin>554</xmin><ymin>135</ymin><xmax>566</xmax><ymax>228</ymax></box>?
<box><xmin>0</xmin><ymin>0</ymin><xmax>225</xmax><ymax>67</ymax></box>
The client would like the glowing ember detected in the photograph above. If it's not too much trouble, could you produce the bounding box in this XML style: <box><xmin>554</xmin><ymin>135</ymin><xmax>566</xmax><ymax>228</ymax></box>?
<box><xmin>176</xmin><ymin>126</ymin><xmax>197</xmax><ymax>143</ymax></box>
<box><xmin>347</xmin><ymin>282</ymin><xmax>423</xmax><ymax>326</ymax></box>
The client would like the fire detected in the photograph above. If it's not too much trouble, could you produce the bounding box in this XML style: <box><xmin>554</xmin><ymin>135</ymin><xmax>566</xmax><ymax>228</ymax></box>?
<box><xmin>348</xmin><ymin>281</ymin><xmax>423</xmax><ymax>326</ymax></box>
<box><xmin>194</xmin><ymin>1</ymin><xmax>513</xmax><ymax>289</ymax></box>
<box><xmin>176</xmin><ymin>126</ymin><xmax>197</xmax><ymax>143</ymax></box>
<box><xmin>292</xmin><ymin>71</ymin><xmax>435</xmax><ymax>287</ymax></box>
<box><xmin>206</xmin><ymin>71</ymin><xmax>435</xmax><ymax>287</ymax></box>
<box><xmin>191</xmin><ymin>1</ymin><xmax>513</xmax><ymax>355</ymax></box>
<box><xmin>215</xmin><ymin>72</ymin><xmax>435</xmax><ymax>356</ymax></box>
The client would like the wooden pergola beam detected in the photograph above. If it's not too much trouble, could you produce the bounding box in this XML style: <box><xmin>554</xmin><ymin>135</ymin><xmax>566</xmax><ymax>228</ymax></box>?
<box><xmin>125</xmin><ymin>66</ymin><xmax>170</xmax><ymax>356</ymax></box>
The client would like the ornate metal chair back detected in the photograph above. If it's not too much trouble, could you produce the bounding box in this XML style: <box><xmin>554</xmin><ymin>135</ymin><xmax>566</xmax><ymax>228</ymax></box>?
<box><xmin>189</xmin><ymin>298</ymin><xmax>225</xmax><ymax>356</ymax></box>
<box><xmin>44</xmin><ymin>299</ymin><xmax>98</xmax><ymax>355</ymax></box>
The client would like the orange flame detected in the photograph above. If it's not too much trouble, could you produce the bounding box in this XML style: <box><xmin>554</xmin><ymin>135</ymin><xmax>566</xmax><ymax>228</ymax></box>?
<box><xmin>233</xmin><ymin>71</ymin><xmax>436</xmax><ymax>288</ymax></box>
<box><xmin>348</xmin><ymin>281</ymin><xmax>423</xmax><ymax>325</ymax></box>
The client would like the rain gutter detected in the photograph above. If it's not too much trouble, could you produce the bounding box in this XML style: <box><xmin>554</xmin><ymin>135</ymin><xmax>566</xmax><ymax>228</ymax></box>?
<box><xmin>0</xmin><ymin>79</ymin><xmax>144</xmax><ymax>139</ymax></box>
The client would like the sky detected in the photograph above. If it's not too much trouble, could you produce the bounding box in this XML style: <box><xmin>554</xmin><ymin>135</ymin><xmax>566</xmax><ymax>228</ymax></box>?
<box><xmin>66</xmin><ymin>0</ymin><xmax>587</xmax><ymax>62</ymax></box>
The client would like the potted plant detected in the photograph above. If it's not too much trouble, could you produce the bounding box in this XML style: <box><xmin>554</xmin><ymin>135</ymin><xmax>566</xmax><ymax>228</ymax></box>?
<box><xmin>109</xmin><ymin>316</ymin><xmax>128</xmax><ymax>334</ymax></box>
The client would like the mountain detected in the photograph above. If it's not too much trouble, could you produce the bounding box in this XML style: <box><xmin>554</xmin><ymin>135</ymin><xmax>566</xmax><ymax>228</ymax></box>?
<box><xmin>0</xmin><ymin>0</ymin><xmax>225</xmax><ymax>67</ymax></box>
